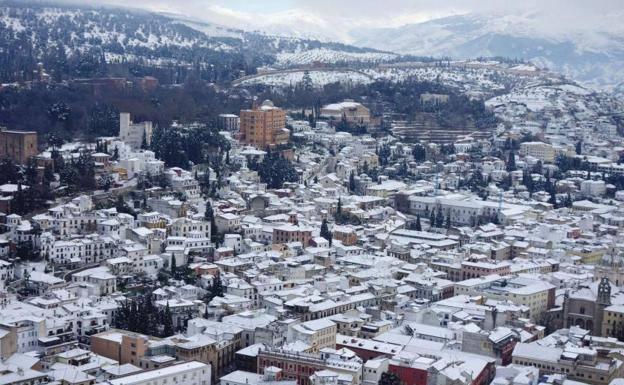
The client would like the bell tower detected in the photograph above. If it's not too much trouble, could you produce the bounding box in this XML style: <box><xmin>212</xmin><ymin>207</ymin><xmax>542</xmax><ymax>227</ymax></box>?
<box><xmin>597</xmin><ymin>277</ymin><xmax>612</xmax><ymax>306</ymax></box>
<box><xmin>595</xmin><ymin>277</ymin><xmax>611</xmax><ymax>336</ymax></box>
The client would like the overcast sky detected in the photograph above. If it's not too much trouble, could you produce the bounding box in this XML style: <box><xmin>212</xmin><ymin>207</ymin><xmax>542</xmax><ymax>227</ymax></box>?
<box><xmin>85</xmin><ymin>0</ymin><xmax>623</xmax><ymax>42</ymax></box>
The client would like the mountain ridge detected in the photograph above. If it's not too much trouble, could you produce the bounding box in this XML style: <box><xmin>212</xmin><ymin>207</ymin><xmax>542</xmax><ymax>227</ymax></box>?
<box><xmin>350</xmin><ymin>13</ymin><xmax>624</xmax><ymax>90</ymax></box>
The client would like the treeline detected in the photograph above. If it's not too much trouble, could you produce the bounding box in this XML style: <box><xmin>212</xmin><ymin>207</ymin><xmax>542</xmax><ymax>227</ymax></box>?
<box><xmin>0</xmin><ymin>157</ymin><xmax>54</xmax><ymax>215</ymax></box>
<box><xmin>0</xmin><ymin>80</ymin><xmax>247</xmax><ymax>143</ymax></box>
<box><xmin>150</xmin><ymin>124</ymin><xmax>231</xmax><ymax>169</ymax></box>
<box><xmin>113</xmin><ymin>295</ymin><xmax>177</xmax><ymax>337</ymax></box>
<box><xmin>249</xmin><ymin>78</ymin><xmax>498</xmax><ymax>130</ymax></box>
<box><xmin>248</xmin><ymin>150</ymin><xmax>299</xmax><ymax>189</ymax></box>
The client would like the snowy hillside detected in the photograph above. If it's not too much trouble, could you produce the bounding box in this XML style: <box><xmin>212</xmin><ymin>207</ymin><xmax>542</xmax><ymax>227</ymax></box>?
<box><xmin>351</xmin><ymin>13</ymin><xmax>624</xmax><ymax>89</ymax></box>
<box><xmin>0</xmin><ymin>2</ymin><xmax>395</xmax><ymax>83</ymax></box>
<box><xmin>275</xmin><ymin>48</ymin><xmax>398</xmax><ymax>66</ymax></box>
<box><xmin>237</xmin><ymin>69</ymin><xmax>373</xmax><ymax>88</ymax></box>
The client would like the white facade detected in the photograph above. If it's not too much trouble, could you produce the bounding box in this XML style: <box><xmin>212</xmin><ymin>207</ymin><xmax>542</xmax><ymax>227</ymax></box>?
<box><xmin>119</xmin><ymin>112</ymin><xmax>153</xmax><ymax>150</ymax></box>
<box><xmin>109</xmin><ymin>361</ymin><xmax>210</xmax><ymax>385</ymax></box>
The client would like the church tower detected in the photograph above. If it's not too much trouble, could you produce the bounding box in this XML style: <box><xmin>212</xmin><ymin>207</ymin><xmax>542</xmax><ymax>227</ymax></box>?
<box><xmin>596</xmin><ymin>277</ymin><xmax>612</xmax><ymax>336</ymax></box>
<box><xmin>597</xmin><ymin>277</ymin><xmax>612</xmax><ymax>305</ymax></box>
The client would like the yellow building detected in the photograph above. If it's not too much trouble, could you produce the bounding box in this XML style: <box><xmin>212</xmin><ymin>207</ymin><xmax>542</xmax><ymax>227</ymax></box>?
<box><xmin>291</xmin><ymin>318</ymin><xmax>337</xmax><ymax>353</ymax></box>
<box><xmin>569</xmin><ymin>246</ymin><xmax>607</xmax><ymax>265</ymax></box>
<box><xmin>240</xmin><ymin>100</ymin><xmax>289</xmax><ymax>149</ymax></box>
<box><xmin>602</xmin><ymin>305</ymin><xmax>624</xmax><ymax>338</ymax></box>
<box><xmin>321</xmin><ymin>100</ymin><xmax>370</xmax><ymax>126</ymax></box>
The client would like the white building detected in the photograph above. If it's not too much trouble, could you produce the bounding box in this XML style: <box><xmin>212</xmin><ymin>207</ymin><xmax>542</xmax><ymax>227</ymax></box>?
<box><xmin>580</xmin><ymin>180</ymin><xmax>606</xmax><ymax>197</ymax></box>
<box><xmin>108</xmin><ymin>361</ymin><xmax>210</xmax><ymax>385</ymax></box>
<box><xmin>519</xmin><ymin>142</ymin><xmax>555</xmax><ymax>163</ymax></box>
<box><xmin>119</xmin><ymin>112</ymin><xmax>153</xmax><ymax>150</ymax></box>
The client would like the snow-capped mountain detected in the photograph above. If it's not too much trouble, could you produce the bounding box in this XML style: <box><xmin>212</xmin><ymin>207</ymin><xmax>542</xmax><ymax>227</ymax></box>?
<box><xmin>351</xmin><ymin>13</ymin><xmax>624</xmax><ymax>89</ymax></box>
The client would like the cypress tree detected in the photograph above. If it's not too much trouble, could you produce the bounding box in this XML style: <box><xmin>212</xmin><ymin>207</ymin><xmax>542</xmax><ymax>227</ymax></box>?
<box><xmin>162</xmin><ymin>302</ymin><xmax>174</xmax><ymax>336</ymax></box>
<box><xmin>349</xmin><ymin>171</ymin><xmax>356</xmax><ymax>192</ymax></box>
<box><xmin>320</xmin><ymin>219</ymin><xmax>330</xmax><ymax>240</ymax></box>
<box><xmin>506</xmin><ymin>151</ymin><xmax>516</xmax><ymax>172</ymax></box>
<box><xmin>415</xmin><ymin>214</ymin><xmax>422</xmax><ymax>231</ymax></box>
<box><xmin>436</xmin><ymin>207</ymin><xmax>444</xmax><ymax>228</ymax></box>
<box><xmin>170</xmin><ymin>255</ymin><xmax>177</xmax><ymax>277</ymax></box>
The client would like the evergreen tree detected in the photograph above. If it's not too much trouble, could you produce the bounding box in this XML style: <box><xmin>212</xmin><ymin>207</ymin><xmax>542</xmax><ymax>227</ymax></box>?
<box><xmin>0</xmin><ymin>158</ymin><xmax>19</xmax><ymax>184</ymax></box>
<box><xmin>141</xmin><ymin>129</ymin><xmax>148</xmax><ymax>150</ymax></box>
<box><xmin>162</xmin><ymin>302</ymin><xmax>174</xmax><ymax>337</ymax></box>
<box><xmin>379</xmin><ymin>372</ymin><xmax>401</xmax><ymax>385</ymax></box>
<box><xmin>170</xmin><ymin>255</ymin><xmax>177</xmax><ymax>277</ymax></box>
<box><xmin>349</xmin><ymin>171</ymin><xmax>356</xmax><ymax>193</ymax></box>
<box><xmin>200</xmin><ymin>171</ymin><xmax>211</xmax><ymax>197</ymax></box>
<box><xmin>436</xmin><ymin>206</ymin><xmax>445</xmax><ymax>228</ymax></box>
<box><xmin>336</xmin><ymin>198</ymin><xmax>342</xmax><ymax>215</ymax></box>
<box><xmin>445</xmin><ymin>212</ymin><xmax>452</xmax><ymax>229</ymax></box>
<box><xmin>320</xmin><ymin>219</ymin><xmax>330</xmax><ymax>240</ymax></box>
<box><xmin>44</xmin><ymin>164</ymin><xmax>55</xmax><ymax>183</ymax></box>
<box><xmin>576</xmin><ymin>141</ymin><xmax>582</xmax><ymax>155</ymax></box>
<box><xmin>548</xmin><ymin>188</ymin><xmax>557</xmax><ymax>207</ymax></box>
<box><xmin>301</xmin><ymin>70</ymin><xmax>313</xmax><ymax>92</ymax></box>
<box><xmin>205</xmin><ymin>275</ymin><xmax>224</xmax><ymax>303</ymax></box>
<box><xmin>257</xmin><ymin>152</ymin><xmax>299</xmax><ymax>189</ymax></box>
<box><xmin>13</xmin><ymin>183</ymin><xmax>27</xmax><ymax>215</ymax></box>
<box><xmin>506</xmin><ymin>151</ymin><xmax>516</xmax><ymax>172</ymax></box>
<box><xmin>412</xmin><ymin>144</ymin><xmax>426</xmax><ymax>162</ymax></box>
<box><xmin>415</xmin><ymin>214</ymin><xmax>422</xmax><ymax>231</ymax></box>
<box><xmin>429</xmin><ymin>210</ymin><xmax>436</xmax><ymax>228</ymax></box>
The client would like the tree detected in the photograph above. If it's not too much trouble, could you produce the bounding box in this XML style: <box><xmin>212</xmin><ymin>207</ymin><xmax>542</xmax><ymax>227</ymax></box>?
<box><xmin>12</xmin><ymin>183</ymin><xmax>27</xmax><ymax>215</ymax></box>
<box><xmin>205</xmin><ymin>275</ymin><xmax>224</xmax><ymax>303</ymax></box>
<box><xmin>548</xmin><ymin>188</ymin><xmax>557</xmax><ymax>207</ymax></box>
<box><xmin>301</xmin><ymin>70</ymin><xmax>313</xmax><ymax>92</ymax></box>
<box><xmin>170</xmin><ymin>255</ymin><xmax>177</xmax><ymax>277</ymax></box>
<box><xmin>98</xmin><ymin>175</ymin><xmax>113</xmax><ymax>191</ymax></box>
<box><xmin>379</xmin><ymin>372</ymin><xmax>401</xmax><ymax>385</ymax></box>
<box><xmin>162</xmin><ymin>302</ymin><xmax>174</xmax><ymax>337</ymax></box>
<box><xmin>141</xmin><ymin>129</ymin><xmax>148</xmax><ymax>150</ymax></box>
<box><xmin>436</xmin><ymin>206</ymin><xmax>445</xmax><ymax>228</ymax></box>
<box><xmin>576</xmin><ymin>141</ymin><xmax>582</xmax><ymax>155</ymax></box>
<box><xmin>200</xmin><ymin>171</ymin><xmax>211</xmax><ymax>197</ymax></box>
<box><xmin>412</xmin><ymin>144</ymin><xmax>426</xmax><ymax>162</ymax></box>
<box><xmin>336</xmin><ymin>198</ymin><xmax>342</xmax><ymax>216</ymax></box>
<box><xmin>320</xmin><ymin>219</ymin><xmax>330</xmax><ymax>240</ymax></box>
<box><xmin>506</xmin><ymin>151</ymin><xmax>516</xmax><ymax>172</ymax></box>
<box><xmin>415</xmin><ymin>214</ymin><xmax>422</xmax><ymax>231</ymax></box>
<box><xmin>0</xmin><ymin>158</ymin><xmax>20</xmax><ymax>185</ymax></box>
<box><xmin>16</xmin><ymin>241</ymin><xmax>34</xmax><ymax>261</ymax></box>
<box><xmin>349</xmin><ymin>171</ymin><xmax>356</xmax><ymax>193</ymax></box>
<box><xmin>445</xmin><ymin>212</ymin><xmax>452</xmax><ymax>229</ymax></box>
<box><xmin>256</xmin><ymin>152</ymin><xmax>299</xmax><ymax>189</ymax></box>
<box><xmin>429</xmin><ymin>210</ymin><xmax>436</xmax><ymax>228</ymax></box>
<box><xmin>43</xmin><ymin>164</ymin><xmax>55</xmax><ymax>183</ymax></box>
<box><xmin>204</xmin><ymin>200</ymin><xmax>214</xmax><ymax>222</ymax></box>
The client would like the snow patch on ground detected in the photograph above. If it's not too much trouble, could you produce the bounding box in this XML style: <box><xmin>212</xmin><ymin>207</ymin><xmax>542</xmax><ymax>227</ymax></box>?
<box><xmin>276</xmin><ymin>48</ymin><xmax>398</xmax><ymax>66</ymax></box>
<box><xmin>239</xmin><ymin>70</ymin><xmax>373</xmax><ymax>88</ymax></box>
